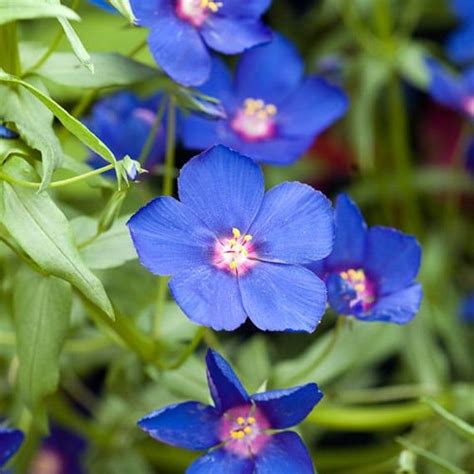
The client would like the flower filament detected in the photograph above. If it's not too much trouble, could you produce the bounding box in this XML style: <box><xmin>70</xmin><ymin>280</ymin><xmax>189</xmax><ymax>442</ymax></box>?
<box><xmin>231</xmin><ymin>98</ymin><xmax>278</xmax><ymax>142</ymax></box>
<box><xmin>214</xmin><ymin>227</ymin><xmax>255</xmax><ymax>273</ymax></box>
<box><xmin>230</xmin><ymin>416</ymin><xmax>256</xmax><ymax>439</ymax></box>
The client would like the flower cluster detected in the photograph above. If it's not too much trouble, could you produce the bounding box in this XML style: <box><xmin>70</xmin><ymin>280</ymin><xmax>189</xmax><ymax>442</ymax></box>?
<box><xmin>139</xmin><ymin>349</ymin><xmax>322</xmax><ymax>473</ymax></box>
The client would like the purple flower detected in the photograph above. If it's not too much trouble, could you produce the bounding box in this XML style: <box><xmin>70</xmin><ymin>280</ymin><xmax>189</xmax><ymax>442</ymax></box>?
<box><xmin>181</xmin><ymin>35</ymin><xmax>349</xmax><ymax>165</ymax></box>
<box><xmin>426</xmin><ymin>59</ymin><xmax>474</xmax><ymax>120</ymax></box>
<box><xmin>84</xmin><ymin>91</ymin><xmax>165</xmax><ymax>176</ymax></box>
<box><xmin>128</xmin><ymin>145</ymin><xmax>334</xmax><ymax>332</ymax></box>
<box><xmin>139</xmin><ymin>349</ymin><xmax>322</xmax><ymax>473</ymax></box>
<box><xmin>130</xmin><ymin>0</ymin><xmax>272</xmax><ymax>87</ymax></box>
<box><xmin>310</xmin><ymin>194</ymin><xmax>423</xmax><ymax>324</ymax></box>
<box><xmin>0</xmin><ymin>428</ymin><xmax>23</xmax><ymax>468</ymax></box>
<box><xmin>447</xmin><ymin>0</ymin><xmax>474</xmax><ymax>65</ymax></box>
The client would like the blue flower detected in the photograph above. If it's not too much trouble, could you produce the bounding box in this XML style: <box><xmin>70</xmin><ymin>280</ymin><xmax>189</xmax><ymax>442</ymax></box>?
<box><xmin>139</xmin><ymin>349</ymin><xmax>322</xmax><ymax>474</ymax></box>
<box><xmin>447</xmin><ymin>0</ymin><xmax>474</xmax><ymax>65</ymax></box>
<box><xmin>88</xmin><ymin>0</ymin><xmax>116</xmax><ymax>12</ymax></box>
<box><xmin>426</xmin><ymin>59</ymin><xmax>474</xmax><ymax>120</ymax></box>
<box><xmin>181</xmin><ymin>35</ymin><xmax>349</xmax><ymax>165</ymax></box>
<box><xmin>0</xmin><ymin>124</ymin><xmax>18</xmax><ymax>139</ymax></box>
<box><xmin>128</xmin><ymin>145</ymin><xmax>334</xmax><ymax>332</ymax></box>
<box><xmin>0</xmin><ymin>427</ymin><xmax>23</xmax><ymax>468</ymax></box>
<box><xmin>460</xmin><ymin>293</ymin><xmax>474</xmax><ymax>323</ymax></box>
<box><xmin>310</xmin><ymin>194</ymin><xmax>422</xmax><ymax>324</ymax></box>
<box><xmin>130</xmin><ymin>0</ymin><xmax>272</xmax><ymax>87</ymax></box>
<box><xmin>84</xmin><ymin>91</ymin><xmax>165</xmax><ymax>176</ymax></box>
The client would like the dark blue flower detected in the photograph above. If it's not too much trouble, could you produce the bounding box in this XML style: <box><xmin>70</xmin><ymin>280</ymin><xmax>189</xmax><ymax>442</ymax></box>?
<box><xmin>88</xmin><ymin>0</ymin><xmax>116</xmax><ymax>12</ymax></box>
<box><xmin>84</xmin><ymin>91</ymin><xmax>165</xmax><ymax>176</ymax></box>
<box><xmin>310</xmin><ymin>194</ymin><xmax>422</xmax><ymax>324</ymax></box>
<box><xmin>460</xmin><ymin>293</ymin><xmax>474</xmax><ymax>323</ymax></box>
<box><xmin>447</xmin><ymin>0</ymin><xmax>474</xmax><ymax>65</ymax></box>
<box><xmin>139</xmin><ymin>349</ymin><xmax>322</xmax><ymax>473</ymax></box>
<box><xmin>128</xmin><ymin>145</ymin><xmax>334</xmax><ymax>332</ymax></box>
<box><xmin>29</xmin><ymin>426</ymin><xmax>86</xmax><ymax>474</ymax></box>
<box><xmin>130</xmin><ymin>0</ymin><xmax>272</xmax><ymax>87</ymax></box>
<box><xmin>0</xmin><ymin>427</ymin><xmax>23</xmax><ymax>468</ymax></box>
<box><xmin>0</xmin><ymin>124</ymin><xmax>18</xmax><ymax>139</ymax></box>
<box><xmin>181</xmin><ymin>35</ymin><xmax>349</xmax><ymax>165</ymax></box>
<box><xmin>426</xmin><ymin>59</ymin><xmax>474</xmax><ymax>120</ymax></box>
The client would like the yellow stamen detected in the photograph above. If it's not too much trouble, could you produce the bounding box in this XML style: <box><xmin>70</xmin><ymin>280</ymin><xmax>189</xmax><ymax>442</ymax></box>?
<box><xmin>244</xmin><ymin>235</ymin><xmax>253</xmax><ymax>242</ymax></box>
<box><xmin>236</xmin><ymin>417</ymin><xmax>245</xmax><ymax>425</ymax></box>
<box><xmin>248</xmin><ymin>417</ymin><xmax>256</xmax><ymax>424</ymax></box>
<box><xmin>232</xmin><ymin>227</ymin><xmax>241</xmax><ymax>238</ymax></box>
<box><xmin>244</xmin><ymin>426</ymin><xmax>252</xmax><ymax>434</ymax></box>
<box><xmin>229</xmin><ymin>261</ymin><xmax>238</xmax><ymax>270</ymax></box>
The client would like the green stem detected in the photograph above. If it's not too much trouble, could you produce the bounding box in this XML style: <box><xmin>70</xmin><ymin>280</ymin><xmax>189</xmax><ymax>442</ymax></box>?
<box><xmin>0</xmin><ymin>163</ymin><xmax>114</xmax><ymax>189</ymax></box>
<box><xmin>153</xmin><ymin>96</ymin><xmax>177</xmax><ymax>341</ymax></box>
<box><xmin>0</xmin><ymin>23</ymin><xmax>21</xmax><ymax>76</ymax></box>
<box><xmin>138</xmin><ymin>97</ymin><xmax>167</xmax><ymax>165</ymax></box>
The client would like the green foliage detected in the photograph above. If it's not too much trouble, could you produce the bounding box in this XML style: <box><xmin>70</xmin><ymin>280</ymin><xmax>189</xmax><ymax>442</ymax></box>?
<box><xmin>0</xmin><ymin>0</ymin><xmax>79</xmax><ymax>25</ymax></box>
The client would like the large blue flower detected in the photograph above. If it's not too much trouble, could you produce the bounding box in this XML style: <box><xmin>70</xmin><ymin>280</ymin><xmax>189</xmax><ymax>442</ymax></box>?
<box><xmin>84</xmin><ymin>91</ymin><xmax>165</xmax><ymax>175</ymax></box>
<box><xmin>426</xmin><ymin>59</ymin><xmax>474</xmax><ymax>120</ymax></box>
<box><xmin>128</xmin><ymin>145</ymin><xmax>334</xmax><ymax>332</ymax></box>
<box><xmin>181</xmin><ymin>35</ymin><xmax>349</xmax><ymax>165</ymax></box>
<box><xmin>447</xmin><ymin>0</ymin><xmax>474</xmax><ymax>65</ymax></box>
<box><xmin>139</xmin><ymin>349</ymin><xmax>322</xmax><ymax>473</ymax></box>
<box><xmin>0</xmin><ymin>427</ymin><xmax>23</xmax><ymax>469</ymax></box>
<box><xmin>310</xmin><ymin>194</ymin><xmax>422</xmax><ymax>324</ymax></box>
<box><xmin>130</xmin><ymin>0</ymin><xmax>272</xmax><ymax>87</ymax></box>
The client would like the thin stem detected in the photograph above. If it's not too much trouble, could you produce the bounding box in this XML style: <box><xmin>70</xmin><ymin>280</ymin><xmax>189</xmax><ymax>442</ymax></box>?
<box><xmin>153</xmin><ymin>96</ymin><xmax>177</xmax><ymax>341</ymax></box>
<box><xmin>0</xmin><ymin>23</ymin><xmax>21</xmax><ymax>76</ymax></box>
<box><xmin>138</xmin><ymin>97</ymin><xmax>167</xmax><ymax>165</ymax></box>
<box><xmin>0</xmin><ymin>163</ymin><xmax>114</xmax><ymax>189</ymax></box>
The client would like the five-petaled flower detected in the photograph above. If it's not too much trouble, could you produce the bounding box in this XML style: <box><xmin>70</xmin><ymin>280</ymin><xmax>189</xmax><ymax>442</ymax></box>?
<box><xmin>426</xmin><ymin>59</ymin><xmax>474</xmax><ymax>120</ymax></box>
<box><xmin>310</xmin><ymin>194</ymin><xmax>423</xmax><ymax>324</ymax></box>
<box><xmin>130</xmin><ymin>0</ymin><xmax>272</xmax><ymax>86</ymax></box>
<box><xmin>84</xmin><ymin>91</ymin><xmax>165</xmax><ymax>177</ymax></box>
<box><xmin>128</xmin><ymin>145</ymin><xmax>334</xmax><ymax>332</ymax></box>
<box><xmin>181</xmin><ymin>34</ymin><xmax>349</xmax><ymax>165</ymax></box>
<box><xmin>0</xmin><ymin>427</ymin><xmax>23</xmax><ymax>469</ymax></box>
<box><xmin>138</xmin><ymin>349</ymin><xmax>322</xmax><ymax>473</ymax></box>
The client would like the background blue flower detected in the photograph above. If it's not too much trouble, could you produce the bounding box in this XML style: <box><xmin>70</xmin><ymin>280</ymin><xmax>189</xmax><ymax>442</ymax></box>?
<box><xmin>139</xmin><ymin>349</ymin><xmax>321</xmax><ymax>473</ymax></box>
<box><xmin>128</xmin><ymin>145</ymin><xmax>334</xmax><ymax>332</ymax></box>
<box><xmin>447</xmin><ymin>0</ymin><xmax>474</xmax><ymax>65</ymax></box>
<box><xmin>311</xmin><ymin>193</ymin><xmax>423</xmax><ymax>324</ymax></box>
<box><xmin>0</xmin><ymin>124</ymin><xmax>18</xmax><ymax>139</ymax></box>
<box><xmin>130</xmin><ymin>0</ymin><xmax>272</xmax><ymax>86</ymax></box>
<box><xmin>84</xmin><ymin>91</ymin><xmax>165</xmax><ymax>176</ymax></box>
<box><xmin>88</xmin><ymin>0</ymin><xmax>116</xmax><ymax>12</ymax></box>
<box><xmin>0</xmin><ymin>428</ymin><xmax>23</xmax><ymax>468</ymax></box>
<box><xmin>181</xmin><ymin>34</ymin><xmax>349</xmax><ymax>165</ymax></box>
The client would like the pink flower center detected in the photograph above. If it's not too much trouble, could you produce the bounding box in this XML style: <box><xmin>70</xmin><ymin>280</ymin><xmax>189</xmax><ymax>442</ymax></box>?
<box><xmin>176</xmin><ymin>0</ymin><xmax>223</xmax><ymax>27</ymax></box>
<box><xmin>30</xmin><ymin>449</ymin><xmax>63</xmax><ymax>474</ymax></box>
<box><xmin>219</xmin><ymin>405</ymin><xmax>271</xmax><ymax>457</ymax></box>
<box><xmin>231</xmin><ymin>98</ymin><xmax>277</xmax><ymax>142</ymax></box>
<box><xmin>340</xmin><ymin>268</ymin><xmax>375</xmax><ymax>312</ymax></box>
<box><xmin>463</xmin><ymin>96</ymin><xmax>474</xmax><ymax>118</ymax></box>
<box><xmin>214</xmin><ymin>227</ymin><xmax>256</xmax><ymax>275</ymax></box>
<box><xmin>133</xmin><ymin>107</ymin><xmax>156</xmax><ymax>126</ymax></box>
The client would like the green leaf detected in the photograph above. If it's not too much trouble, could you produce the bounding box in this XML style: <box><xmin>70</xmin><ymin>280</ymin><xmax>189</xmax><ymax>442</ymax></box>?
<box><xmin>0</xmin><ymin>71</ymin><xmax>119</xmax><ymax>185</ymax></box>
<box><xmin>1</xmin><ymin>164</ymin><xmax>114</xmax><ymax>318</ymax></box>
<box><xmin>0</xmin><ymin>80</ymin><xmax>63</xmax><ymax>190</ymax></box>
<box><xmin>14</xmin><ymin>266</ymin><xmax>71</xmax><ymax>408</ymax></box>
<box><xmin>236</xmin><ymin>336</ymin><xmax>271</xmax><ymax>392</ymax></box>
<box><xmin>396</xmin><ymin>41</ymin><xmax>430</xmax><ymax>89</ymax></box>
<box><xmin>422</xmin><ymin>397</ymin><xmax>474</xmax><ymax>442</ymax></box>
<box><xmin>57</xmin><ymin>18</ymin><xmax>93</xmax><ymax>72</ymax></box>
<box><xmin>0</xmin><ymin>0</ymin><xmax>79</xmax><ymax>24</ymax></box>
<box><xmin>32</xmin><ymin>52</ymin><xmax>157</xmax><ymax>89</ymax></box>
<box><xmin>108</xmin><ymin>0</ymin><xmax>135</xmax><ymax>23</ymax></box>
<box><xmin>74</xmin><ymin>214</ymin><xmax>137</xmax><ymax>270</ymax></box>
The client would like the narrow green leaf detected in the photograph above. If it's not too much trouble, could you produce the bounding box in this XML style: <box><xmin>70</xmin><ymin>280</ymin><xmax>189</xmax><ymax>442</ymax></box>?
<box><xmin>0</xmin><ymin>71</ymin><xmax>119</xmax><ymax>185</ymax></box>
<box><xmin>0</xmin><ymin>0</ymin><xmax>79</xmax><ymax>25</ymax></box>
<box><xmin>57</xmin><ymin>18</ymin><xmax>93</xmax><ymax>72</ymax></box>
<box><xmin>396</xmin><ymin>438</ymin><xmax>466</xmax><ymax>474</ymax></box>
<box><xmin>1</xmin><ymin>169</ymin><xmax>114</xmax><ymax>318</ymax></box>
<box><xmin>422</xmin><ymin>397</ymin><xmax>474</xmax><ymax>442</ymax></box>
<box><xmin>14</xmin><ymin>266</ymin><xmax>71</xmax><ymax>408</ymax></box>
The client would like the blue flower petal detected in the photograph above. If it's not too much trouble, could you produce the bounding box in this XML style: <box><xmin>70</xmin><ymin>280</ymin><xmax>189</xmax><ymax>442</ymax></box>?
<box><xmin>218</xmin><ymin>0</ymin><xmax>271</xmax><ymax>17</ymax></box>
<box><xmin>451</xmin><ymin>0</ymin><xmax>474</xmax><ymax>19</ymax></box>
<box><xmin>130</xmin><ymin>0</ymin><xmax>169</xmax><ymax>27</ymax></box>
<box><xmin>138</xmin><ymin>401</ymin><xmax>221</xmax><ymax>450</ymax></box>
<box><xmin>235</xmin><ymin>34</ymin><xmax>304</xmax><ymax>105</ymax></box>
<box><xmin>169</xmin><ymin>265</ymin><xmax>247</xmax><ymax>330</ymax></box>
<box><xmin>89</xmin><ymin>0</ymin><xmax>116</xmax><ymax>12</ymax></box>
<box><xmin>205</xmin><ymin>349</ymin><xmax>250</xmax><ymax>413</ymax></box>
<box><xmin>254</xmin><ymin>431</ymin><xmax>314</xmax><ymax>474</ymax></box>
<box><xmin>147</xmin><ymin>13</ymin><xmax>211</xmax><ymax>86</ymax></box>
<box><xmin>447</xmin><ymin>24</ymin><xmax>474</xmax><ymax>65</ymax></box>
<box><xmin>0</xmin><ymin>428</ymin><xmax>24</xmax><ymax>467</ymax></box>
<box><xmin>326</xmin><ymin>272</ymin><xmax>360</xmax><ymax>315</ymax></box>
<box><xmin>251</xmin><ymin>383</ymin><xmax>323</xmax><ymax>429</ymax></box>
<box><xmin>187</xmin><ymin>447</ymin><xmax>255</xmax><ymax>474</ymax></box>
<box><xmin>201</xmin><ymin>18</ymin><xmax>271</xmax><ymax>55</ymax></box>
<box><xmin>365</xmin><ymin>283</ymin><xmax>423</xmax><ymax>324</ymax></box>
<box><xmin>277</xmin><ymin>77</ymin><xmax>349</xmax><ymax>138</ymax></box>
<box><xmin>365</xmin><ymin>226</ymin><xmax>421</xmax><ymax>295</ymax></box>
<box><xmin>181</xmin><ymin>114</ymin><xmax>221</xmax><ymax>150</ymax></box>
<box><xmin>239</xmin><ymin>262</ymin><xmax>327</xmax><ymax>332</ymax></box>
<box><xmin>128</xmin><ymin>196</ymin><xmax>216</xmax><ymax>275</ymax></box>
<box><xmin>178</xmin><ymin>145</ymin><xmax>265</xmax><ymax>235</ymax></box>
<box><xmin>426</xmin><ymin>58</ymin><xmax>465</xmax><ymax>111</ymax></box>
<box><xmin>248</xmin><ymin>182</ymin><xmax>334</xmax><ymax>264</ymax></box>
<box><xmin>325</xmin><ymin>193</ymin><xmax>367</xmax><ymax>271</ymax></box>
